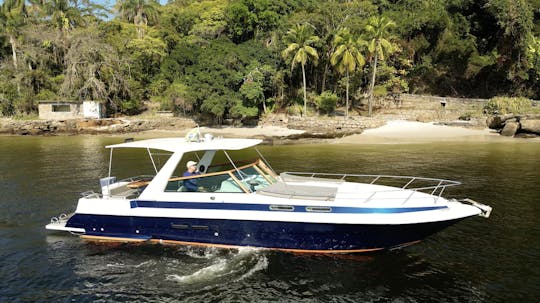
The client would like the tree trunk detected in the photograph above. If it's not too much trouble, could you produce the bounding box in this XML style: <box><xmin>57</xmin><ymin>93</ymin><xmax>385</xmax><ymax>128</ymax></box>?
<box><xmin>321</xmin><ymin>60</ymin><xmax>329</xmax><ymax>93</ymax></box>
<box><xmin>9</xmin><ymin>35</ymin><xmax>18</xmax><ymax>69</ymax></box>
<box><xmin>136</xmin><ymin>8</ymin><xmax>144</xmax><ymax>39</ymax></box>
<box><xmin>368</xmin><ymin>40</ymin><xmax>379</xmax><ymax>117</ymax></box>
<box><xmin>301</xmin><ymin>63</ymin><xmax>307</xmax><ymax>116</ymax></box>
<box><xmin>345</xmin><ymin>70</ymin><xmax>349</xmax><ymax>118</ymax></box>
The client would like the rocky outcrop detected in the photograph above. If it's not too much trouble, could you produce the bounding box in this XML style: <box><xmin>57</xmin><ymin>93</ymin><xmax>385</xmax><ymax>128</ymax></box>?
<box><xmin>486</xmin><ymin>114</ymin><xmax>540</xmax><ymax>137</ymax></box>
<box><xmin>0</xmin><ymin>117</ymin><xmax>196</xmax><ymax>135</ymax></box>
<box><xmin>285</xmin><ymin>116</ymin><xmax>384</xmax><ymax>134</ymax></box>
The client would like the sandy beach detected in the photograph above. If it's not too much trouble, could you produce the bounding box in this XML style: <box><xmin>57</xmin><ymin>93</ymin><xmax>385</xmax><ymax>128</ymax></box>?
<box><xmin>335</xmin><ymin>120</ymin><xmax>517</xmax><ymax>144</ymax></box>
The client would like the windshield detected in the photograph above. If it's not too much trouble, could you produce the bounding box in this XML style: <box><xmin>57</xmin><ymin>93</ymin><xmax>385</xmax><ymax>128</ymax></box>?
<box><xmin>165</xmin><ymin>159</ymin><xmax>277</xmax><ymax>193</ymax></box>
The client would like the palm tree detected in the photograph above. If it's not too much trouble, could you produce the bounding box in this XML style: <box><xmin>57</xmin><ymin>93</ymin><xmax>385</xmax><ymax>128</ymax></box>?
<box><xmin>365</xmin><ymin>16</ymin><xmax>395</xmax><ymax>117</ymax></box>
<box><xmin>282</xmin><ymin>24</ymin><xmax>320</xmax><ymax>116</ymax></box>
<box><xmin>0</xmin><ymin>0</ymin><xmax>27</xmax><ymax>69</ymax></box>
<box><xmin>116</xmin><ymin>0</ymin><xmax>159</xmax><ymax>39</ymax></box>
<box><xmin>41</xmin><ymin>0</ymin><xmax>84</xmax><ymax>53</ymax></box>
<box><xmin>44</xmin><ymin>0</ymin><xmax>83</xmax><ymax>32</ymax></box>
<box><xmin>330</xmin><ymin>28</ymin><xmax>366</xmax><ymax>118</ymax></box>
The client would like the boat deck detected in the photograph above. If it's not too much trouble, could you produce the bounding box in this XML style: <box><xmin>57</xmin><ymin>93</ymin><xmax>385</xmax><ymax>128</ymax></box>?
<box><xmin>257</xmin><ymin>182</ymin><xmax>338</xmax><ymax>201</ymax></box>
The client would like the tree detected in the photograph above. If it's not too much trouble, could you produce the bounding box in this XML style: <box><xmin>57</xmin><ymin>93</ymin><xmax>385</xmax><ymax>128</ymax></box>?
<box><xmin>365</xmin><ymin>16</ymin><xmax>395</xmax><ymax>116</ymax></box>
<box><xmin>61</xmin><ymin>28</ymin><xmax>131</xmax><ymax>111</ymax></box>
<box><xmin>282</xmin><ymin>24</ymin><xmax>320</xmax><ymax>116</ymax></box>
<box><xmin>42</xmin><ymin>0</ymin><xmax>84</xmax><ymax>39</ymax></box>
<box><xmin>0</xmin><ymin>0</ymin><xmax>27</xmax><ymax>70</ymax></box>
<box><xmin>330</xmin><ymin>28</ymin><xmax>365</xmax><ymax>118</ymax></box>
<box><xmin>225</xmin><ymin>0</ymin><xmax>284</xmax><ymax>43</ymax></box>
<box><xmin>240</xmin><ymin>67</ymin><xmax>265</xmax><ymax>112</ymax></box>
<box><xmin>116</xmin><ymin>0</ymin><xmax>159</xmax><ymax>39</ymax></box>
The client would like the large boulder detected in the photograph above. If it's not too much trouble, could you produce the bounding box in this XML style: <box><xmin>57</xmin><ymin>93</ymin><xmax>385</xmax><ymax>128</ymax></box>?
<box><xmin>486</xmin><ymin>114</ymin><xmax>515</xmax><ymax>129</ymax></box>
<box><xmin>500</xmin><ymin>121</ymin><xmax>520</xmax><ymax>136</ymax></box>
<box><xmin>520</xmin><ymin>119</ymin><xmax>540</xmax><ymax>134</ymax></box>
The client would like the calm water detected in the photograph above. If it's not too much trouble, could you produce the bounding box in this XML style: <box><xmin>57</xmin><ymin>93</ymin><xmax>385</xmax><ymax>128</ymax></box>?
<box><xmin>1</xmin><ymin>136</ymin><xmax>539</xmax><ymax>302</ymax></box>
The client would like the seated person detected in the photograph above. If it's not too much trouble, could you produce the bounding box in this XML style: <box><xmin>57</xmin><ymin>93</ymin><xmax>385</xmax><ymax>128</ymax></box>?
<box><xmin>183</xmin><ymin>161</ymin><xmax>200</xmax><ymax>191</ymax></box>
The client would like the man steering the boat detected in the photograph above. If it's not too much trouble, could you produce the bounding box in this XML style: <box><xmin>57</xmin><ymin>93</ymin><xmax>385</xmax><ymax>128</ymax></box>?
<box><xmin>182</xmin><ymin>161</ymin><xmax>200</xmax><ymax>191</ymax></box>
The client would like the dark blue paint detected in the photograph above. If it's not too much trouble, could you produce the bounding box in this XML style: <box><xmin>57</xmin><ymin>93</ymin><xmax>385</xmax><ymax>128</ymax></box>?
<box><xmin>66</xmin><ymin>213</ymin><xmax>462</xmax><ymax>251</ymax></box>
<box><xmin>130</xmin><ymin>200</ymin><xmax>447</xmax><ymax>214</ymax></box>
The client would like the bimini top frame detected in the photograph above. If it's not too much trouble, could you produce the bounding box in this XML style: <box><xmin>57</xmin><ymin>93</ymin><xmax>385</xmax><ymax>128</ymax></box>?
<box><xmin>106</xmin><ymin>138</ymin><xmax>263</xmax><ymax>153</ymax></box>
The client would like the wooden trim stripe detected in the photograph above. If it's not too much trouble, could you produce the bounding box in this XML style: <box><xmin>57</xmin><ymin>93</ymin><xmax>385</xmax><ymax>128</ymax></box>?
<box><xmin>80</xmin><ymin>235</ymin><xmax>391</xmax><ymax>254</ymax></box>
<box><xmin>81</xmin><ymin>235</ymin><xmax>149</xmax><ymax>242</ymax></box>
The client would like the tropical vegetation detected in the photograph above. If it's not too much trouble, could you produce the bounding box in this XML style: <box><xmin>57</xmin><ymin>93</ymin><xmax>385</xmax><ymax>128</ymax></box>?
<box><xmin>1</xmin><ymin>0</ymin><xmax>540</xmax><ymax>122</ymax></box>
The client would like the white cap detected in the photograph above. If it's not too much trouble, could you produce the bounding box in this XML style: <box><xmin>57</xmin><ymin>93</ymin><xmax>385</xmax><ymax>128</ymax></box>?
<box><xmin>186</xmin><ymin>161</ymin><xmax>197</xmax><ymax>168</ymax></box>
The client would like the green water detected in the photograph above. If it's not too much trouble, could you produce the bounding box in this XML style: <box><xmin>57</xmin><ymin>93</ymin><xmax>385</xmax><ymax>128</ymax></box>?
<box><xmin>0</xmin><ymin>135</ymin><xmax>539</xmax><ymax>302</ymax></box>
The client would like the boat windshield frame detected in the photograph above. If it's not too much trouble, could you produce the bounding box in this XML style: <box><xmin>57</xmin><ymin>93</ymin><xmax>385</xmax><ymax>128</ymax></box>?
<box><xmin>161</xmin><ymin>159</ymin><xmax>278</xmax><ymax>193</ymax></box>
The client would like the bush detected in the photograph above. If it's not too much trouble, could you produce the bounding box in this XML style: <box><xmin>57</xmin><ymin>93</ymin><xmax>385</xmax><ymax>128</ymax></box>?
<box><xmin>315</xmin><ymin>91</ymin><xmax>339</xmax><ymax>114</ymax></box>
<box><xmin>35</xmin><ymin>90</ymin><xmax>57</xmax><ymax>101</ymax></box>
<box><xmin>484</xmin><ymin>97</ymin><xmax>532</xmax><ymax>115</ymax></box>
<box><xmin>287</xmin><ymin>104</ymin><xmax>303</xmax><ymax>116</ymax></box>
<box><xmin>0</xmin><ymin>96</ymin><xmax>15</xmax><ymax>116</ymax></box>
<box><xmin>119</xmin><ymin>99</ymin><xmax>144</xmax><ymax>115</ymax></box>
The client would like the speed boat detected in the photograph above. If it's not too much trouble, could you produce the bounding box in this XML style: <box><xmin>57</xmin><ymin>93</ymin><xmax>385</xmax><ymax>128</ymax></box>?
<box><xmin>46</xmin><ymin>134</ymin><xmax>492</xmax><ymax>253</ymax></box>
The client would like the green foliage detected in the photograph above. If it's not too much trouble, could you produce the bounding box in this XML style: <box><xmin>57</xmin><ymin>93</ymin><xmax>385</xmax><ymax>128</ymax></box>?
<box><xmin>2</xmin><ymin>0</ymin><xmax>540</xmax><ymax>120</ymax></box>
<box><xmin>484</xmin><ymin>97</ymin><xmax>533</xmax><ymax>114</ymax></box>
<box><xmin>240</xmin><ymin>80</ymin><xmax>264</xmax><ymax>107</ymax></box>
<box><xmin>225</xmin><ymin>0</ymin><xmax>287</xmax><ymax>43</ymax></box>
<box><xmin>373</xmin><ymin>85</ymin><xmax>387</xmax><ymax>97</ymax></box>
<box><xmin>200</xmin><ymin>93</ymin><xmax>227</xmax><ymax>122</ymax></box>
<box><xmin>229</xmin><ymin>99</ymin><xmax>258</xmax><ymax>119</ymax></box>
<box><xmin>166</xmin><ymin>80</ymin><xmax>194</xmax><ymax>114</ymax></box>
<box><xmin>119</xmin><ymin>99</ymin><xmax>143</xmax><ymax>115</ymax></box>
<box><xmin>189</xmin><ymin>2</ymin><xmax>227</xmax><ymax>39</ymax></box>
<box><xmin>35</xmin><ymin>90</ymin><xmax>57</xmax><ymax>101</ymax></box>
<box><xmin>315</xmin><ymin>91</ymin><xmax>338</xmax><ymax>114</ymax></box>
<box><xmin>116</xmin><ymin>0</ymin><xmax>160</xmax><ymax>39</ymax></box>
<box><xmin>282</xmin><ymin>24</ymin><xmax>320</xmax><ymax>71</ymax></box>
<box><xmin>287</xmin><ymin>103</ymin><xmax>303</xmax><ymax>116</ymax></box>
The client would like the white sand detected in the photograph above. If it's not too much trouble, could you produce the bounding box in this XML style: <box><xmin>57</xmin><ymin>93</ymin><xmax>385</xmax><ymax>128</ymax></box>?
<box><xmin>337</xmin><ymin>120</ymin><xmax>511</xmax><ymax>144</ymax></box>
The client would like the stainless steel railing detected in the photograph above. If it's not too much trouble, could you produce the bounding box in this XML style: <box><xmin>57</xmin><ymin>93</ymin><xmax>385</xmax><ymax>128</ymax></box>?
<box><xmin>280</xmin><ymin>172</ymin><xmax>461</xmax><ymax>203</ymax></box>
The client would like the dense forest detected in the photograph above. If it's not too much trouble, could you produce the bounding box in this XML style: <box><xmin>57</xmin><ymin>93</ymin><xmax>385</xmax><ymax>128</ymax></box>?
<box><xmin>1</xmin><ymin>0</ymin><xmax>540</xmax><ymax>122</ymax></box>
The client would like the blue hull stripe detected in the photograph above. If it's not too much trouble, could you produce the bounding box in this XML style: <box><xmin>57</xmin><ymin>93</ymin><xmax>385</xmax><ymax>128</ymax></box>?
<box><xmin>130</xmin><ymin>200</ymin><xmax>447</xmax><ymax>214</ymax></box>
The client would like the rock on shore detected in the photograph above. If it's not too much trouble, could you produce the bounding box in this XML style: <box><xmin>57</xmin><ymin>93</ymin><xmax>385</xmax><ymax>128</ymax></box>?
<box><xmin>486</xmin><ymin>114</ymin><xmax>540</xmax><ymax>137</ymax></box>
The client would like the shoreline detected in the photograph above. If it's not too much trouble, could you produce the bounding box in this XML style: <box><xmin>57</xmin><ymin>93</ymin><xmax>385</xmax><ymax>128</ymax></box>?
<box><xmin>1</xmin><ymin>117</ymin><xmax>538</xmax><ymax>144</ymax></box>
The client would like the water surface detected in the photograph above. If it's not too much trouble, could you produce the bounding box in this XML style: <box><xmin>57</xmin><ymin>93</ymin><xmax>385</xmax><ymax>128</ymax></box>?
<box><xmin>0</xmin><ymin>136</ymin><xmax>539</xmax><ymax>302</ymax></box>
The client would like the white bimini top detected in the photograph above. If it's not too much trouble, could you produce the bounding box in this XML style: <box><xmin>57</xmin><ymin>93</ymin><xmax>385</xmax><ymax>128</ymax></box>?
<box><xmin>106</xmin><ymin>138</ymin><xmax>262</xmax><ymax>153</ymax></box>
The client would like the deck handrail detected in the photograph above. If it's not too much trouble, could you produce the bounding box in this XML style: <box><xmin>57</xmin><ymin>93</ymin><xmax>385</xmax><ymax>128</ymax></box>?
<box><xmin>280</xmin><ymin>172</ymin><xmax>461</xmax><ymax>204</ymax></box>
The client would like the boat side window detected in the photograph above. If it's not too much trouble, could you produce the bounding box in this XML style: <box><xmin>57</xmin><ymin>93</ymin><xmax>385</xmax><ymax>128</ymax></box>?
<box><xmin>165</xmin><ymin>174</ymin><xmax>231</xmax><ymax>193</ymax></box>
<box><xmin>164</xmin><ymin>172</ymin><xmax>247</xmax><ymax>193</ymax></box>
